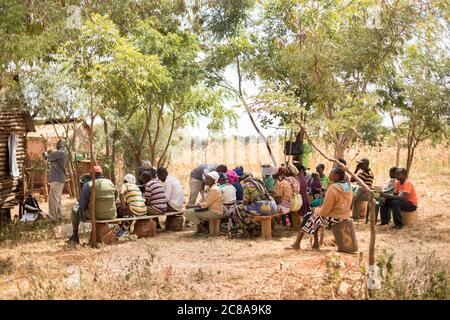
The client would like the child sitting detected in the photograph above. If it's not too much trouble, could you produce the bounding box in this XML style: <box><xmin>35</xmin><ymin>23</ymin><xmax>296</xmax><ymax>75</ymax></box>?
<box><xmin>309</xmin><ymin>172</ymin><xmax>322</xmax><ymax>198</ymax></box>
<box><xmin>261</xmin><ymin>164</ymin><xmax>275</xmax><ymax>194</ymax></box>
<box><xmin>273</xmin><ymin>167</ymin><xmax>292</xmax><ymax>226</ymax></box>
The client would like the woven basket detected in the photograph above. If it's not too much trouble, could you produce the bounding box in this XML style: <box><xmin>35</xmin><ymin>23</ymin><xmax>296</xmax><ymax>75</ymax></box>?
<box><xmin>134</xmin><ymin>219</ymin><xmax>157</xmax><ymax>238</ymax></box>
<box><xmin>165</xmin><ymin>215</ymin><xmax>184</xmax><ymax>231</ymax></box>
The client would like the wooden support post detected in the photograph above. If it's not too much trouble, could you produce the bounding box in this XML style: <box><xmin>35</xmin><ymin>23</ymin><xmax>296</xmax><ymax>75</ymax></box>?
<box><xmin>260</xmin><ymin>218</ymin><xmax>272</xmax><ymax>239</ymax></box>
<box><xmin>208</xmin><ymin>219</ymin><xmax>221</xmax><ymax>236</ymax></box>
<box><xmin>42</xmin><ymin>171</ymin><xmax>48</xmax><ymax>202</ymax></box>
<box><xmin>291</xmin><ymin>211</ymin><xmax>301</xmax><ymax>231</ymax></box>
<box><xmin>96</xmin><ymin>223</ymin><xmax>115</xmax><ymax>245</ymax></box>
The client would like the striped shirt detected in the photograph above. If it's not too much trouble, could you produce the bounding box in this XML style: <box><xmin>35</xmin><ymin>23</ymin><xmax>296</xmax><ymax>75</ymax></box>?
<box><xmin>144</xmin><ymin>179</ymin><xmax>167</xmax><ymax>211</ymax></box>
<box><xmin>121</xmin><ymin>183</ymin><xmax>147</xmax><ymax>216</ymax></box>
<box><xmin>358</xmin><ymin>170</ymin><xmax>374</xmax><ymax>189</ymax></box>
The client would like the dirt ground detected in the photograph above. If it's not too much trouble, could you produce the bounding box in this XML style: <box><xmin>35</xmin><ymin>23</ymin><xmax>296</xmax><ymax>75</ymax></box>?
<box><xmin>0</xmin><ymin>172</ymin><xmax>449</xmax><ymax>299</ymax></box>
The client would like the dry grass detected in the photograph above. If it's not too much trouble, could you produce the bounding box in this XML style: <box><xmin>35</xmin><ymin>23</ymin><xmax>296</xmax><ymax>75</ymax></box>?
<box><xmin>0</xmin><ymin>144</ymin><xmax>449</xmax><ymax>300</ymax></box>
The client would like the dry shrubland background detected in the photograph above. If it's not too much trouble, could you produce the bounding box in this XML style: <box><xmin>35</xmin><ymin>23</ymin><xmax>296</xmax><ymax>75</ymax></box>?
<box><xmin>165</xmin><ymin>136</ymin><xmax>450</xmax><ymax>190</ymax></box>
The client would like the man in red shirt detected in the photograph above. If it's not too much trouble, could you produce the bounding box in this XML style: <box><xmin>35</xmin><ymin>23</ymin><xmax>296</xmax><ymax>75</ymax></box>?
<box><xmin>379</xmin><ymin>168</ymin><xmax>418</xmax><ymax>229</ymax></box>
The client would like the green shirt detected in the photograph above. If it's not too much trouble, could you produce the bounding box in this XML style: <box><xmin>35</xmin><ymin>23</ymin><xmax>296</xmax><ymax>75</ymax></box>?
<box><xmin>320</xmin><ymin>175</ymin><xmax>330</xmax><ymax>189</ymax></box>
<box><xmin>88</xmin><ymin>179</ymin><xmax>117</xmax><ymax>220</ymax></box>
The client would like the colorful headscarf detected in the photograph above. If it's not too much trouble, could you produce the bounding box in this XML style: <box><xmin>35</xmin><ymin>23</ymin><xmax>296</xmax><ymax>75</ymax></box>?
<box><xmin>226</xmin><ymin>170</ymin><xmax>239</xmax><ymax>184</ymax></box>
<box><xmin>234</xmin><ymin>166</ymin><xmax>244</xmax><ymax>177</ymax></box>
<box><xmin>277</xmin><ymin>166</ymin><xmax>289</xmax><ymax>177</ymax></box>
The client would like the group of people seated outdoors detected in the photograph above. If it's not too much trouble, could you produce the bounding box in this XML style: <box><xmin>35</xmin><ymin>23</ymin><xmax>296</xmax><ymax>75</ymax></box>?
<box><xmin>66</xmin><ymin>157</ymin><xmax>419</xmax><ymax>248</ymax></box>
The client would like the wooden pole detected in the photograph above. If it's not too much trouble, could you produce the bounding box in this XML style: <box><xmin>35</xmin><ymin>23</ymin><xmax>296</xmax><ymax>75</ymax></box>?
<box><xmin>89</xmin><ymin>105</ymin><xmax>97</xmax><ymax>247</ymax></box>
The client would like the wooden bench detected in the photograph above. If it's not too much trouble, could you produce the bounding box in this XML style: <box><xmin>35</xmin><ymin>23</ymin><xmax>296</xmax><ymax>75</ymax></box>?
<box><xmin>94</xmin><ymin>211</ymin><xmax>184</xmax><ymax>244</ymax></box>
<box><xmin>253</xmin><ymin>211</ymin><xmax>289</xmax><ymax>239</ymax></box>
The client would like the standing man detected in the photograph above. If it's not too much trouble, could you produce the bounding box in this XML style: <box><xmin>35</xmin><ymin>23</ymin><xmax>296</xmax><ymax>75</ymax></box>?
<box><xmin>351</xmin><ymin>158</ymin><xmax>374</xmax><ymax>219</ymax></box>
<box><xmin>379</xmin><ymin>168</ymin><xmax>418</xmax><ymax>229</ymax></box>
<box><xmin>44</xmin><ymin>140</ymin><xmax>68</xmax><ymax>220</ymax></box>
<box><xmin>188</xmin><ymin>164</ymin><xmax>227</xmax><ymax>206</ymax></box>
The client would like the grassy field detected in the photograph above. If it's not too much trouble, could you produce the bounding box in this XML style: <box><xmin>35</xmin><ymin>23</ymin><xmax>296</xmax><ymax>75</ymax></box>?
<box><xmin>0</xmin><ymin>143</ymin><xmax>449</xmax><ymax>300</ymax></box>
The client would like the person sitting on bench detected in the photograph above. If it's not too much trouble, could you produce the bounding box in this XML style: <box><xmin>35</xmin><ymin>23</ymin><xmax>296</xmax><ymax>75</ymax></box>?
<box><xmin>218</xmin><ymin>172</ymin><xmax>237</xmax><ymax>217</ymax></box>
<box><xmin>242</xmin><ymin>173</ymin><xmax>277</xmax><ymax>216</ymax></box>
<box><xmin>316</xmin><ymin>164</ymin><xmax>330</xmax><ymax>190</ymax></box>
<box><xmin>226</xmin><ymin>169</ymin><xmax>243</xmax><ymax>201</ymax></box>
<box><xmin>118</xmin><ymin>174</ymin><xmax>147</xmax><ymax>217</ymax></box>
<box><xmin>384</xmin><ymin>167</ymin><xmax>398</xmax><ymax>192</ymax></box>
<box><xmin>67</xmin><ymin>165</ymin><xmax>117</xmax><ymax>245</ymax></box>
<box><xmin>157</xmin><ymin>167</ymin><xmax>184</xmax><ymax>212</ymax></box>
<box><xmin>116</xmin><ymin>174</ymin><xmax>147</xmax><ymax>237</ymax></box>
<box><xmin>351</xmin><ymin>158</ymin><xmax>374</xmax><ymax>219</ymax></box>
<box><xmin>285</xmin><ymin>167</ymin><xmax>352</xmax><ymax>251</ymax></box>
<box><xmin>185</xmin><ymin>171</ymin><xmax>225</xmax><ymax>235</ymax></box>
<box><xmin>309</xmin><ymin>173</ymin><xmax>322</xmax><ymax>198</ymax></box>
<box><xmin>379</xmin><ymin>168</ymin><xmax>418</xmax><ymax>229</ymax></box>
<box><xmin>273</xmin><ymin>167</ymin><xmax>293</xmax><ymax>221</ymax></box>
<box><xmin>141</xmin><ymin>169</ymin><xmax>167</xmax><ymax>229</ymax></box>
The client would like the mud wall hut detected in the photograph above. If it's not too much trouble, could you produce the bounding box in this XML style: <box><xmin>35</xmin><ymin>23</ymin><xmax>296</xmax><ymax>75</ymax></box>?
<box><xmin>0</xmin><ymin>111</ymin><xmax>35</xmax><ymax>217</ymax></box>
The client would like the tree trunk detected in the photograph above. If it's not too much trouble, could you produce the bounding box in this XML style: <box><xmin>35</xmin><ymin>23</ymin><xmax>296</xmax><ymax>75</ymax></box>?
<box><xmin>104</xmin><ymin>119</ymin><xmax>110</xmax><ymax>159</ymax></box>
<box><xmin>136</xmin><ymin>106</ymin><xmax>152</xmax><ymax>167</ymax></box>
<box><xmin>406</xmin><ymin>144</ymin><xmax>415</xmax><ymax>176</ymax></box>
<box><xmin>158</xmin><ymin>111</ymin><xmax>176</xmax><ymax>168</ymax></box>
<box><xmin>395</xmin><ymin>139</ymin><xmax>401</xmax><ymax>168</ymax></box>
<box><xmin>333</xmin><ymin>140</ymin><xmax>346</xmax><ymax>160</ymax></box>
<box><xmin>151</xmin><ymin>104</ymin><xmax>164</xmax><ymax>165</ymax></box>
<box><xmin>111</xmin><ymin>127</ymin><xmax>118</xmax><ymax>185</ymax></box>
<box><xmin>406</xmin><ymin>123</ymin><xmax>416</xmax><ymax>176</ymax></box>
<box><xmin>89</xmin><ymin>105</ymin><xmax>97</xmax><ymax>247</ymax></box>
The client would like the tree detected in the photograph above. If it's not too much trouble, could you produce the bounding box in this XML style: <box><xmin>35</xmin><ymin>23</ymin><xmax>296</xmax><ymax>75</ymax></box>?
<box><xmin>197</xmin><ymin>0</ymin><xmax>281</xmax><ymax>166</ymax></box>
<box><xmin>57</xmin><ymin>14</ymin><xmax>168</xmax><ymax>245</ymax></box>
<box><xmin>378</xmin><ymin>44</ymin><xmax>449</xmax><ymax>175</ymax></box>
<box><xmin>252</xmin><ymin>0</ymin><xmax>438</xmax><ymax>159</ymax></box>
<box><xmin>19</xmin><ymin>59</ymin><xmax>89</xmax><ymax>198</ymax></box>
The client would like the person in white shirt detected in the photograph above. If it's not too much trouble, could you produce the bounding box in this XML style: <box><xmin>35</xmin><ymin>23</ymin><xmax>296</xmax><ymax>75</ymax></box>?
<box><xmin>218</xmin><ymin>173</ymin><xmax>237</xmax><ymax>204</ymax></box>
<box><xmin>218</xmin><ymin>173</ymin><xmax>237</xmax><ymax>218</ymax></box>
<box><xmin>157</xmin><ymin>167</ymin><xmax>184</xmax><ymax>212</ymax></box>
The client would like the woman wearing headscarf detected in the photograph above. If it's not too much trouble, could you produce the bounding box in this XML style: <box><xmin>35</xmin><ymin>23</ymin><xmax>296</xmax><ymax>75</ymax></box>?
<box><xmin>242</xmin><ymin>173</ymin><xmax>277</xmax><ymax>216</ymax></box>
<box><xmin>226</xmin><ymin>169</ymin><xmax>243</xmax><ymax>201</ymax></box>
<box><xmin>293</xmin><ymin>163</ymin><xmax>311</xmax><ymax>217</ymax></box>
<box><xmin>273</xmin><ymin>167</ymin><xmax>292</xmax><ymax>215</ymax></box>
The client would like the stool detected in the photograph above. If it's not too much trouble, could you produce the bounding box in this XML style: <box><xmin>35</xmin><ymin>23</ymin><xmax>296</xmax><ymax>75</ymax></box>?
<box><xmin>291</xmin><ymin>211</ymin><xmax>302</xmax><ymax>231</ymax></box>
<box><xmin>331</xmin><ymin>219</ymin><xmax>358</xmax><ymax>253</ymax></box>
<box><xmin>208</xmin><ymin>219</ymin><xmax>221</xmax><ymax>236</ymax></box>
<box><xmin>357</xmin><ymin>201</ymin><xmax>368</xmax><ymax>219</ymax></box>
<box><xmin>401</xmin><ymin>210</ymin><xmax>418</xmax><ymax>226</ymax></box>
<box><xmin>134</xmin><ymin>219</ymin><xmax>157</xmax><ymax>238</ymax></box>
<box><xmin>95</xmin><ymin>223</ymin><xmax>115</xmax><ymax>245</ymax></box>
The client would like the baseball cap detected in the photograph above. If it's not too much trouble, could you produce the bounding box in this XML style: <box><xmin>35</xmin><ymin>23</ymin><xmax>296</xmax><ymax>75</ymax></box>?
<box><xmin>124</xmin><ymin>173</ymin><xmax>136</xmax><ymax>184</ymax></box>
<box><xmin>93</xmin><ymin>165</ymin><xmax>103</xmax><ymax>173</ymax></box>
<box><xmin>357</xmin><ymin>158</ymin><xmax>370</xmax><ymax>165</ymax></box>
